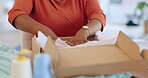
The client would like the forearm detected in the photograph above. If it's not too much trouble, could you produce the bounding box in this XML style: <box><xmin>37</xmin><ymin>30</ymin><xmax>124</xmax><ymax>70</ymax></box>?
<box><xmin>86</xmin><ymin>19</ymin><xmax>102</xmax><ymax>36</ymax></box>
<box><xmin>13</xmin><ymin>15</ymin><xmax>58</xmax><ymax>40</ymax></box>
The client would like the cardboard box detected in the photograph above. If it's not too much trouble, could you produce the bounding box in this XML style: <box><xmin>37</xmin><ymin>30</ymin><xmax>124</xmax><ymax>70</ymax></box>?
<box><xmin>32</xmin><ymin>31</ymin><xmax>148</xmax><ymax>78</ymax></box>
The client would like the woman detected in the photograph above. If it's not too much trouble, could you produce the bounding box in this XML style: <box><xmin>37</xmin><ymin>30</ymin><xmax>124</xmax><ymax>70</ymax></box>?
<box><xmin>8</xmin><ymin>0</ymin><xmax>106</xmax><ymax>46</ymax></box>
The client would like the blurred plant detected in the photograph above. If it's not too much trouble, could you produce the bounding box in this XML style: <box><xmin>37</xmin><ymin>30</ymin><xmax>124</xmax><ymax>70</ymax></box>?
<box><xmin>134</xmin><ymin>1</ymin><xmax>148</xmax><ymax>23</ymax></box>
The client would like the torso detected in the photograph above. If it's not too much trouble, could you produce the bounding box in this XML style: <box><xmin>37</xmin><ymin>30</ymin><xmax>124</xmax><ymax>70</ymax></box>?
<box><xmin>29</xmin><ymin>0</ymin><xmax>88</xmax><ymax>37</ymax></box>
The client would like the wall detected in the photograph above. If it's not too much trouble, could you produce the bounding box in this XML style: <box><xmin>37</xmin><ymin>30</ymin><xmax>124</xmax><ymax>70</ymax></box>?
<box><xmin>0</xmin><ymin>0</ymin><xmax>15</xmax><ymax>32</ymax></box>
<box><xmin>99</xmin><ymin>0</ymin><xmax>139</xmax><ymax>24</ymax></box>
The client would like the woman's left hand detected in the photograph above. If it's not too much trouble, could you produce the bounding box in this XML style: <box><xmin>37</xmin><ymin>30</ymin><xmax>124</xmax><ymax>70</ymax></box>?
<box><xmin>66</xmin><ymin>29</ymin><xmax>89</xmax><ymax>46</ymax></box>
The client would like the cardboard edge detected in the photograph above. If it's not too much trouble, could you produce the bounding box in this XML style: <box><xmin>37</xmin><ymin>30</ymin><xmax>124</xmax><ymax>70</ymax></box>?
<box><xmin>32</xmin><ymin>37</ymin><xmax>41</xmax><ymax>57</ymax></box>
<box><xmin>141</xmin><ymin>49</ymin><xmax>148</xmax><ymax>59</ymax></box>
<box><xmin>115</xmin><ymin>31</ymin><xmax>141</xmax><ymax>60</ymax></box>
<box><xmin>60</xmin><ymin>36</ymin><xmax>73</xmax><ymax>41</ymax></box>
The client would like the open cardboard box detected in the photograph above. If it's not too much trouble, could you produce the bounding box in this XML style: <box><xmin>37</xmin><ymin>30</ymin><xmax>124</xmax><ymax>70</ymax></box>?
<box><xmin>32</xmin><ymin>31</ymin><xmax>148</xmax><ymax>78</ymax></box>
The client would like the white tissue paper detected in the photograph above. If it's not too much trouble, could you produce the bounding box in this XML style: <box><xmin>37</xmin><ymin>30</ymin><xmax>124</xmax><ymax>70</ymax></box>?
<box><xmin>133</xmin><ymin>39</ymin><xmax>148</xmax><ymax>52</ymax></box>
<box><xmin>36</xmin><ymin>31</ymin><xmax>48</xmax><ymax>48</ymax></box>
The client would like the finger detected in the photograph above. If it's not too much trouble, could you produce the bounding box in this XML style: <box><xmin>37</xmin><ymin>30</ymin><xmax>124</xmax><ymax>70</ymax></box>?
<box><xmin>66</xmin><ymin>41</ymin><xmax>74</xmax><ymax>46</ymax></box>
<box><xmin>71</xmin><ymin>41</ymin><xmax>78</xmax><ymax>46</ymax></box>
<box><xmin>88</xmin><ymin>35</ymin><xmax>98</xmax><ymax>41</ymax></box>
<box><xmin>66</xmin><ymin>39</ymin><xmax>72</xmax><ymax>43</ymax></box>
<box><xmin>79</xmin><ymin>41</ymin><xmax>85</xmax><ymax>44</ymax></box>
<box><xmin>71</xmin><ymin>40</ymin><xmax>81</xmax><ymax>46</ymax></box>
<box><xmin>83</xmin><ymin>40</ymin><xmax>88</xmax><ymax>43</ymax></box>
<box><xmin>75</xmin><ymin>40</ymin><xmax>86</xmax><ymax>45</ymax></box>
<box><xmin>68</xmin><ymin>39</ymin><xmax>79</xmax><ymax>46</ymax></box>
<box><xmin>65</xmin><ymin>41</ymin><xmax>69</xmax><ymax>44</ymax></box>
<box><xmin>74</xmin><ymin>41</ymin><xmax>81</xmax><ymax>45</ymax></box>
<box><xmin>69</xmin><ymin>43</ymin><xmax>74</xmax><ymax>46</ymax></box>
<box><xmin>66</xmin><ymin>40</ymin><xmax>87</xmax><ymax>46</ymax></box>
<box><xmin>66</xmin><ymin>39</ymin><xmax>73</xmax><ymax>44</ymax></box>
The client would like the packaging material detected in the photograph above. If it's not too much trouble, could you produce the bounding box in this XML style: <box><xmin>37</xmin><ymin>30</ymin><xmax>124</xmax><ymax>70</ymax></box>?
<box><xmin>32</xmin><ymin>31</ymin><xmax>148</xmax><ymax>78</ymax></box>
<box><xmin>133</xmin><ymin>39</ymin><xmax>148</xmax><ymax>59</ymax></box>
<box><xmin>133</xmin><ymin>39</ymin><xmax>148</xmax><ymax>52</ymax></box>
<box><xmin>10</xmin><ymin>56</ymin><xmax>32</xmax><ymax>78</ymax></box>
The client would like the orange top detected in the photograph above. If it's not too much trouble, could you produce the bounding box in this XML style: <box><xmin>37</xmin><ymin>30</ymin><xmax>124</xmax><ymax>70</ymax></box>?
<box><xmin>8</xmin><ymin>0</ymin><xmax>106</xmax><ymax>37</ymax></box>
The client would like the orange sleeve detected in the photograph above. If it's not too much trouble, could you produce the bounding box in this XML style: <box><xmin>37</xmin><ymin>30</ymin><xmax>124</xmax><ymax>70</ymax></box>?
<box><xmin>8</xmin><ymin>0</ymin><xmax>34</xmax><ymax>25</ymax></box>
<box><xmin>85</xmin><ymin>0</ymin><xmax>106</xmax><ymax>28</ymax></box>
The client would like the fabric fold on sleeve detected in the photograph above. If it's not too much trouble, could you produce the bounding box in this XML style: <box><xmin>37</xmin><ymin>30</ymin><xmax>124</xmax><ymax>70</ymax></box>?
<box><xmin>88</xmin><ymin>11</ymin><xmax>106</xmax><ymax>29</ymax></box>
<box><xmin>8</xmin><ymin>0</ymin><xmax>34</xmax><ymax>25</ymax></box>
<box><xmin>8</xmin><ymin>9</ymin><xmax>26</xmax><ymax>24</ymax></box>
<box><xmin>85</xmin><ymin>0</ymin><xmax>106</xmax><ymax>31</ymax></box>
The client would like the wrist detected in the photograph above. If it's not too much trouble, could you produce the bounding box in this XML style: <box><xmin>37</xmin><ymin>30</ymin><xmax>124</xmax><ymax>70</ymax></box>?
<box><xmin>76</xmin><ymin>29</ymin><xmax>90</xmax><ymax>38</ymax></box>
<box><xmin>82</xmin><ymin>26</ymin><xmax>91</xmax><ymax>36</ymax></box>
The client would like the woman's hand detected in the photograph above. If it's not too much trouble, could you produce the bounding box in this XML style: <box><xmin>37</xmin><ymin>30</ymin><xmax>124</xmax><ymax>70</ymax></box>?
<box><xmin>87</xmin><ymin>35</ymin><xmax>98</xmax><ymax>41</ymax></box>
<box><xmin>66</xmin><ymin>29</ymin><xmax>90</xmax><ymax>46</ymax></box>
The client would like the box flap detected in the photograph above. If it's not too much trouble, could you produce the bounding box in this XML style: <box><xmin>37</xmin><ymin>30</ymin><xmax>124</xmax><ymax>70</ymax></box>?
<box><xmin>32</xmin><ymin>37</ymin><xmax>41</xmax><ymax>55</ymax></box>
<box><xmin>115</xmin><ymin>31</ymin><xmax>141</xmax><ymax>60</ymax></box>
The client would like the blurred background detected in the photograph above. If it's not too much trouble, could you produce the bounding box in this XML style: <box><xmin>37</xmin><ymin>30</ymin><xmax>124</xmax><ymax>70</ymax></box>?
<box><xmin>0</xmin><ymin>0</ymin><xmax>148</xmax><ymax>50</ymax></box>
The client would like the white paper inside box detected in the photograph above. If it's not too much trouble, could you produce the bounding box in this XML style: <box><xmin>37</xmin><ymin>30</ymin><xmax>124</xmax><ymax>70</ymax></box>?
<box><xmin>32</xmin><ymin>31</ymin><xmax>148</xmax><ymax>78</ymax></box>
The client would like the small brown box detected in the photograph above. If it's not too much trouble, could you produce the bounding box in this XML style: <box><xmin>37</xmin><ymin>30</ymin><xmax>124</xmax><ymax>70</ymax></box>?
<box><xmin>32</xmin><ymin>31</ymin><xmax>148</xmax><ymax>78</ymax></box>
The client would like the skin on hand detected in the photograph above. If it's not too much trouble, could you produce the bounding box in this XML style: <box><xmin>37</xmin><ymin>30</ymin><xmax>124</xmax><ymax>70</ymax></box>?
<box><xmin>66</xmin><ymin>29</ymin><xmax>89</xmax><ymax>46</ymax></box>
<box><xmin>87</xmin><ymin>35</ymin><xmax>99</xmax><ymax>41</ymax></box>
